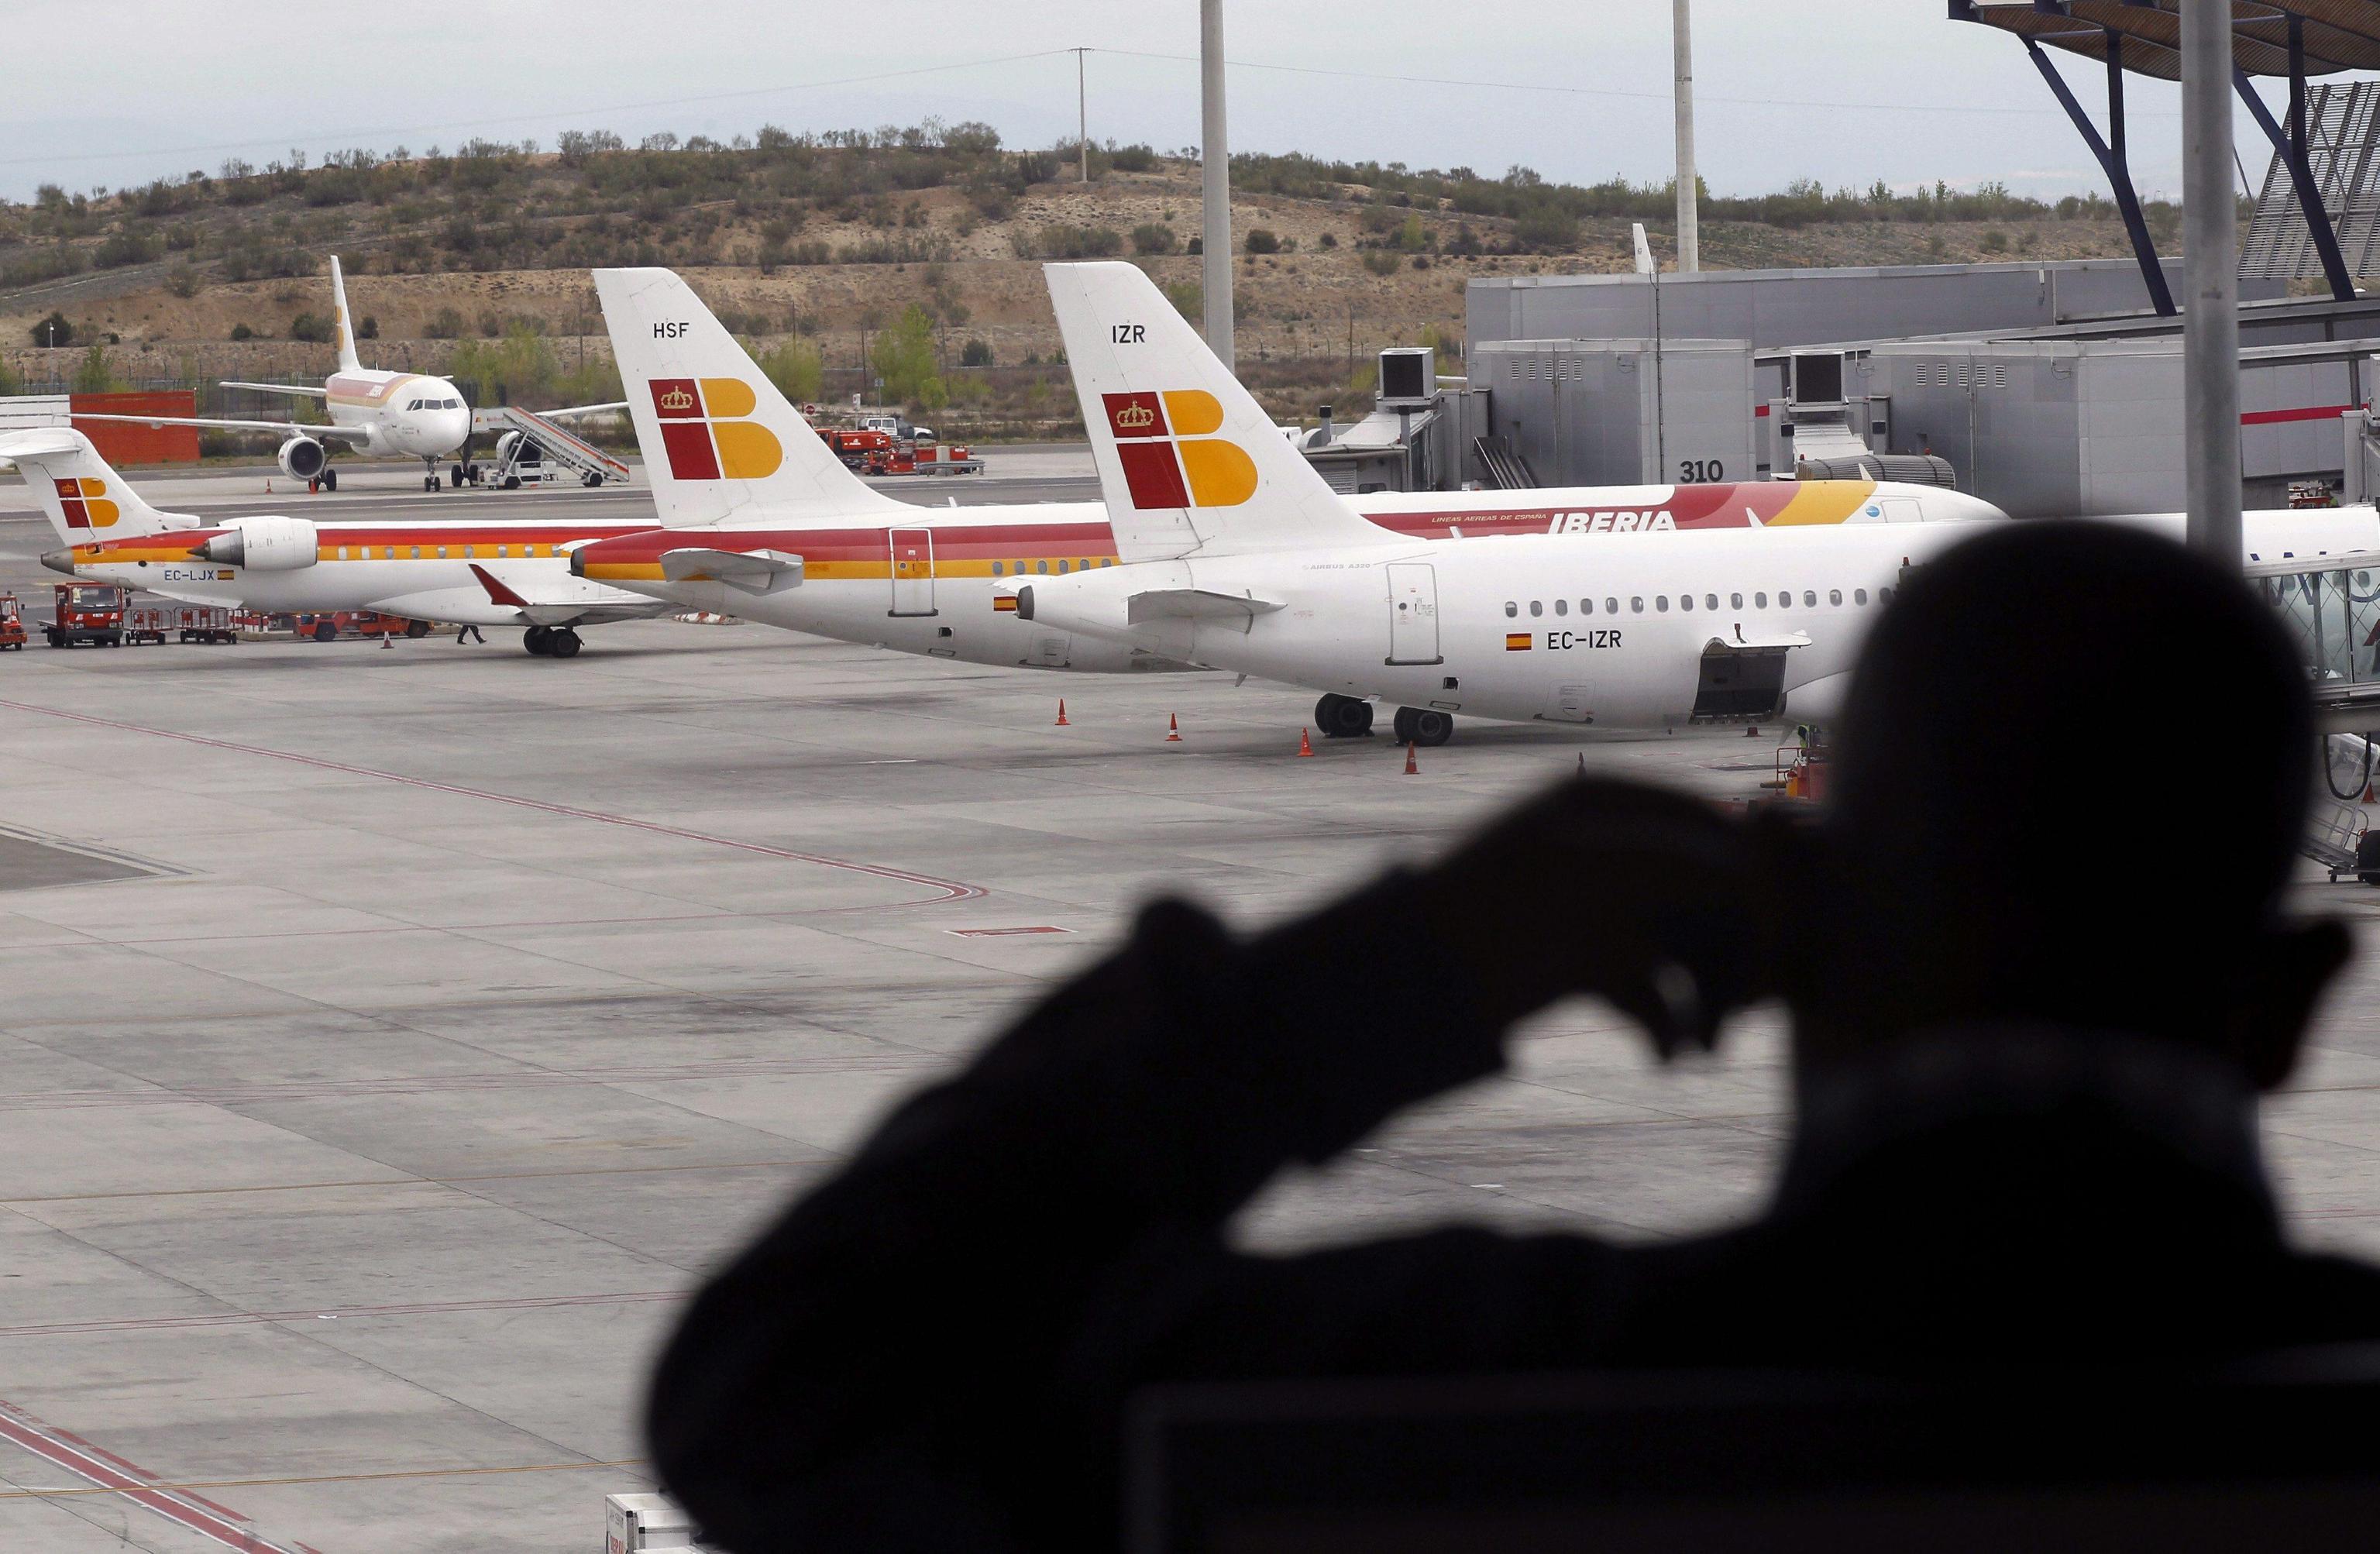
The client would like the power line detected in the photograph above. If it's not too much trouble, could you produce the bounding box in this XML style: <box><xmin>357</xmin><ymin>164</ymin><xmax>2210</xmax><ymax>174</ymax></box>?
<box><xmin>1086</xmin><ymin>46</ymin><xmax>2182</xmax><ymax>121</ymax></box>
<box><xmin>0</xmin><ymin>40</ymin><xmax>2189</xmax><ymax>180</ymax></box>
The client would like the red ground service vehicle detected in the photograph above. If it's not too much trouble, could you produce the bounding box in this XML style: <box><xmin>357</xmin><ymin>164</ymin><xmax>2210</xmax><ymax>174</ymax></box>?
<box><xmin>864</xmin><ymin>441</ymin><xmax>982</xmax><ymax>476</ymax></box>
<box><xmin>294</xmin><ymin>610</ymin><xmax>433</xmax><ymax>644</ymax></box>
<box><xmin>817</xmin><ymin>426</ymin><xmax>895</xmax><ymax>468</ymax></box>
<box><xmin>45</xmin><ymin>581</ymin><xmax>129</xmax><ymax>648</ymax></box>
<box><xmin>0</xmin><ymin>594</ymin><xmax>26</xmax><ymax>651</ymax></box>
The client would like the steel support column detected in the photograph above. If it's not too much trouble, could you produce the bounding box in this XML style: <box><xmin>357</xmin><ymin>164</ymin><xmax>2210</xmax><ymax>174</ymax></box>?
<box><xmin>2182</xmin><ymin>0</ymin><xmax>2243</xmax><ymax>562</ymax></box>
<box><xmin>2024</xmin><ymin>35</ymin><xmax>2175</xmax><ymax>315</ymax></box>
<box><xmin>2232</xmin><ymin>15</ymin><xmax>2357</xmax><ymax>301</ymax></box>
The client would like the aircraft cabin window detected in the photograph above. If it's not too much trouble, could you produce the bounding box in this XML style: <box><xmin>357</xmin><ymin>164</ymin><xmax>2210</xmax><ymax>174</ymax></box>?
<box><xmin>1630</xmin><ymin>597</ymin><xmax>1644</xmax><ymax>613</ymax></box>
<box><xmin>1855</xmin><ymin>588</ymin><xmax>1869</xmax><ymax>605</ymax></box>
<box><xmin>1580</xmin><ymin>598</ymin><xmax>1594</xmax><ymax>615</ymax></box>
<box><xmin>1804</xmin><ymin>590</ymin><xmax>1817</xmax><ymax>607</ymax></box>
<box><xmin>1037</xmin><ymin>561</ymin><xmax>1048</xmax><ymax>574</ymax></box>
<box><xmin>1605</xmin><ymin>597</ymin><xmax>1618</xmax><ymax>614</ymax></box>
<box><xmin>1731</xmin><ymin>592</ymin><xmax>1743</xmax><ymax>609</ymax></box>
<box><xmin>1553</xmin><ymin>598</ymin><xmax>1568</xmax><ymax>616</ymax></box>
<box><xmin>1679</xmin><ymin>593</ymin><xmax>1693</xmax><ymax>611</ymax></box>
<box><xmin>1656</xmin><ymin>596</ymin><xmax>1670</xmax><ymax>612</ymax></box>
<box><xmin>1829</xmin><ymin>589</ymin><xmax>1842</xmax><ymax>606</ymax></box>
<box><xmin>1529</xmin><ymin>600</ymin><xmax>1543</xmax><ymax>617</ymax></box>
<box><xmin>1101</xmin><ymin>559</ymin><xmax>1114</xmax><ymax>567</ymax></box>
<box><xmin>1058</xmin><ymin>559</ymin><xmax>1069</xmax><ymax>573</ymax></box>
<box><xmin>1880</xmin><ymin>586</ymin><xmax>1894</xmax><ymax>603</ymax></box>
<box><xmin>383</xmin><ymin>546</ymin><xmax>396</xmax><ymax>559</ymax></box>
<box><xmin>1505</xmin><ymin>601</ymin><xmax>1518</xmax><ymax>617</ymax></box>
<box><xmin>410</xmin><ymin>546</ymin><xmax>421</xmax><ymax>559</ymax></box>
<box><xmin>1755</xmin><ymin>592</ymin><xmax>1767</xmax><ymax>607</ymax></box>
<box><xmin>1705</xmin><ymin>593</ymin><xmax>1718</xmax><ymax>611</ymax></box>
<box><xmin>992</xmin><ymin>561</ymin><xmax>1005</xmax><ymax>576</ymax></box>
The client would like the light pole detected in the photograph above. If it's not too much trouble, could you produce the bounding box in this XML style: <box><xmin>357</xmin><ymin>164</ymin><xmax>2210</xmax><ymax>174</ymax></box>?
<box><xmin>1673</xmin><ymin>0</ymin><xmax>1699</xmax><ymax>273</ymax></box>
<box><xmin>1201</xmin><ymin>0</ymin><xmax>1234</xmax><ymax>369</ymax></box>
<box><xmin>2181</xmin><ymin>0</ymin><xmax>2240</xmax><ymax>562</ymax></box>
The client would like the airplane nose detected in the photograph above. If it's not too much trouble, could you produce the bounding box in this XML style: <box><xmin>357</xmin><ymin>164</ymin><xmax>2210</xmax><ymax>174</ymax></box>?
<box><xmin>40</xmin><ymin>547</ymin><xmax>77</xmax><ymax>576</ymax></box>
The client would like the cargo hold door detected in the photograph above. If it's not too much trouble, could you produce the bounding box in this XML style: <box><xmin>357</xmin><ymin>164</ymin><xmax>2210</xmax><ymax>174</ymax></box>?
<box><xmin>1385</xmin><ymin>562</ymin><xmax>1443</xmax><ymax>665</ymax></box>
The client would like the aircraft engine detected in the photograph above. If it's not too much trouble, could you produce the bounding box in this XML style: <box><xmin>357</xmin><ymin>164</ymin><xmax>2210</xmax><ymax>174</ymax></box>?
<box><xmin>192</xmin><ymin>514</ymin><xmax>320</xmax><ymax>570</ymax></box>
<box><xmin>277</xmin><ymin>436</ymin><xmax>328</xmax><ymax>481</ymax></box>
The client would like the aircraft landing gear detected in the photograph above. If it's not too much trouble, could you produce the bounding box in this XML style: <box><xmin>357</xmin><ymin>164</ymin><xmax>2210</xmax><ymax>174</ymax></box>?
<box><xmin>1315</xmin><ymin>693</ymin><xmax>1374</xmax><ymax>738</ymax></box>
<box><xmin>524</xmin><ymin>626</ymin><xmax>551</xmax><ymax>655</ymax></box>
<box><xmin>422</xmin><ymin>456</ymin><xmax>442</xmax><ymax>493</ymax></box>
<box><xmin>524</xmin><ymin>625</ymin><xmax>582</xmax><ymax>658</ymax></box>
<box><xmin>1391</xmin><ymin>707</ymin><xmax>1454</xmax><ymax>747</ymax></box>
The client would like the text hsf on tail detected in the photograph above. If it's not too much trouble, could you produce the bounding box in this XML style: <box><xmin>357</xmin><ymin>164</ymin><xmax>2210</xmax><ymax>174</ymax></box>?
<box><xmin>593</xmin><ymin>267</ymin><xmax>902</xmax><ymax>528</ymax></box>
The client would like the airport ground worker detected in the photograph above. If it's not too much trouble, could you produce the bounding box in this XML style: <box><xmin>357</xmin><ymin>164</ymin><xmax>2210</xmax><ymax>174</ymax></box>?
<box><xmin>647</xmin><ymin>523</ymin><xmax>2379</xmax><ymax>1552</ymax></box>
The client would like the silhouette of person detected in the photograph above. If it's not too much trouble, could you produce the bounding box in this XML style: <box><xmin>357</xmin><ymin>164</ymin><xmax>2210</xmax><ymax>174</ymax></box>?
<box><xmin>646</xmin><ymin>522</ymin><xmax>2373</xmax><ymax>1552</ymax></box>
<box><xmin>456</xmin><ymin>621</ymin><xmax>484</xmax><ymax>645</ymax></box>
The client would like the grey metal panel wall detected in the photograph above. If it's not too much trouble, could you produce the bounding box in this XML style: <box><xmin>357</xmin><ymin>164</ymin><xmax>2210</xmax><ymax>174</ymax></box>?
<box><xmin>1464</xmin><ymin>260</ymin><xmax>2238</xmax><ymax>359</ymax></box>
<box><xmin>1474</xmin><ymin>339</ymin><xmax>1752</xmax><ymax>487</ymax></box>
<box><xmin>2240</xmin><ymin>356</ymin><xmax>2356</xmax><ymax>479</ymax></box>
<box><xmin>2073</xmin><ymin>350</ymin><xmax>2185</xmax><ymax>515</ymax></box>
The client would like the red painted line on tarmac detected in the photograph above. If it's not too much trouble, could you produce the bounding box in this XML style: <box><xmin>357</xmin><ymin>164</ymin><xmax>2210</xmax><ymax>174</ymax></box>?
<box><xmin>0</xmin><ymin>1288</ymin><xmax>687</xmax><ymax>1340</ymax></box>
<box><xmin>0</xmin><ymin>1397</ymin><xmax>312</xmax><ymax>1553</ymax></box>
<box><xmin>0</xmin><ymin>698</ymin><xmax>986</xmax><ymax>905</ymax></box>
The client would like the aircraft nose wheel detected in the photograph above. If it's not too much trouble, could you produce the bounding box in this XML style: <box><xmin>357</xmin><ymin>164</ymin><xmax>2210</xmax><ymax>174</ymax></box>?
<box><xmin>1391</xmin><ymin>707</ymin><xmax>1454</xmax><ymax>747</ymax></box>
<box><xmin>1315</xmin><ymin>693</ymin><xmax>1374</xmax><ymax>738</ymax></box>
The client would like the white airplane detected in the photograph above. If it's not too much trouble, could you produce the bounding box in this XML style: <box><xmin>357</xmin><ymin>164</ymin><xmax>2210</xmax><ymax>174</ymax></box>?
<box><xmin>563</xmin><ymin>267</ymin><xmax>2000</xmax><ymax>703</ymax></box>
<box><xmin>11</xmin><ymin>429</ymin><xmax>669</xmax><ymax>655</ymax></box>
<box><xmin>1012</xmin><ymin>260</ymin><xmax>2380</xmax><ymax>742</ymax></box>
<box><xmin>71</xmin><ymin>256</ymin><xmax>474</xmax><ymax>493</ymax></box>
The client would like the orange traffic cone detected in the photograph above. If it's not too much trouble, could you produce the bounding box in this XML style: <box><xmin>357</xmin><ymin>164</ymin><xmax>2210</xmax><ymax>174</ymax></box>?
<box><xmin>1404</xmin><ymin>741</ymin><xmax>1419</xmax><ymax>775</ymax></box>
<box><xmin>1297</xmin><ymin>727</ymin><xmax>1316</xmax><ymax>758</ymax></box>
<box><xmin>1744</xmin><ymin>726</ymin><xmax>1761</xmax><ymax>737</ymax></box>
<box><xmin>1055</xmin><ymin>699</ymin><xmax>1070</xmax><ymax>726</ymax></box>
<box><xmin>1165</xmin><ymin>713</ymin><xmax>1181</xmax><ymax>742</ymax></box>
<box><xmin>264</xmin><ymin>478</ymin><xmax>273</xmax><ymax>494</ymax></box>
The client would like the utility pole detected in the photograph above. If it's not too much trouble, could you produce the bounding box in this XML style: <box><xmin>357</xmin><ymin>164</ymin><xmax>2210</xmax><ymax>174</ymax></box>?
<box><xmin>1201</xmin><ymin>0</ymin><xmax>1235</xmax><ymax>369</ymax></box>
<box><xmin>1075</xmin><ymin>49</ymin><xmax>1090</xmax><ymax>186</ymax></box>
<box><xmin>1673</xmin><ymin>0</ymin><xmax>1699</xmax><ymax>273</ymax></box>
<box><xmin>2181</xmin><ymin>0</ymin><xmax>2240</xmax><ymax>562</ymax></box>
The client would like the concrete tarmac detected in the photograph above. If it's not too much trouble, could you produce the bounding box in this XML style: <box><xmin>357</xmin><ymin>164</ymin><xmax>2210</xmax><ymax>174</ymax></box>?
<box><xmin>7</xmin><ymin>492</ymin><xmax>2380</xmax><ymax>1552</ymax></box>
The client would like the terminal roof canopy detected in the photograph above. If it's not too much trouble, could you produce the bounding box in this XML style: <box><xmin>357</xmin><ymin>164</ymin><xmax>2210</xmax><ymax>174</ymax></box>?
<box><xmin>1956</xmin><ymin>2</ymin><xmax>2380</xmax><ymax>79</ymax></box>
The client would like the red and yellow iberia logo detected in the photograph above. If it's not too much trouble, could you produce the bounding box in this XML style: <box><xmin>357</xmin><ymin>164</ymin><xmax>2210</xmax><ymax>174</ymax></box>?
<box><xmin>649</xmin><ymin>378</ymin><xmax>783</xmax><ymax>480</ymax></box>
<box><xmin>1103</xmin><ymin>390</ymin><xmax>1258</xmax><ymax>510</ymax></box>
<box><xmin>55</xmin><ymin>477</ymin><xmax>119</xmax><ymax>529</ymax></box>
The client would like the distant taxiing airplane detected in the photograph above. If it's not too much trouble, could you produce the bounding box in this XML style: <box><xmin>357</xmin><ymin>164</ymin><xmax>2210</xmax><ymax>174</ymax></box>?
<box><xmin>563</xmin><ymin>266</ymin><xmax>1998</xmax><ymax>698</ymax></box>
<box><xmin>1013</xmin><ymin>260</ymin><xmax>2380</xmax><ymax>743</ymax></box>
<box><xmin>7</xmin><ymin>428</ymin><xmax>669</xmax><ymax>656</ymax></box>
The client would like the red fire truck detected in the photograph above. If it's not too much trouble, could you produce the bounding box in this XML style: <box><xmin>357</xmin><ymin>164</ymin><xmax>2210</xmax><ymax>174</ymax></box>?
<box><xmin>44</xmin><ymin>581</ymin><xmax>129</xmax><ymax>648</ymax></box>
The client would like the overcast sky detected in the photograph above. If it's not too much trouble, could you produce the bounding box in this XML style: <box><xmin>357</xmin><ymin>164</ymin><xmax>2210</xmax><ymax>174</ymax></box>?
<box><xmin>0</xmin><ymin>1</ymin><xmax>2303</xmax><ymax>206</ymax></box>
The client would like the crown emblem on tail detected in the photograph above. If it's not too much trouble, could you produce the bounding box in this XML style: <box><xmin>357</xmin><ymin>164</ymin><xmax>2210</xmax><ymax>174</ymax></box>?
<box><xmin>659</xmin><ymin>387</ymin><xmax>695</xmax><ymax>411</ymax></box>
<box><xmin>1114</xmin><ymin>403</ymin><xmax>1155</xmax><ymax>429</ymax></box>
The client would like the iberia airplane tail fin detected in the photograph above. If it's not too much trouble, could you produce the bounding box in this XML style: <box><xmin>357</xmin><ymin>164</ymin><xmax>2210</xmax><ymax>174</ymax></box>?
<box><xmin>1044</xmin><ymin>260</ymin><xmax>1395</xmax><ymax>563</ymax></box>
<box><xmin>328</xmin><ymin>255</ymin><xmax>363</xmax><ymax>374</ymax></box>
<box><xmin>593</xmin><ymin>267</ymin><xmax>903</xmax><ymax>528</ymax></box>
<box><xmin>0</xmin><ymin>428</ymin><xmax>191</xmax><ymax>542</ymax></box>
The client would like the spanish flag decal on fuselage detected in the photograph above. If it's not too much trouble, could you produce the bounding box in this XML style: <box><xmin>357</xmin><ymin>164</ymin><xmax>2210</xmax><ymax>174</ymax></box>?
<box><xmin>1505</xmin><ymin>632</ymin><xmax>1532</xmax><ymax>651</ymax></box>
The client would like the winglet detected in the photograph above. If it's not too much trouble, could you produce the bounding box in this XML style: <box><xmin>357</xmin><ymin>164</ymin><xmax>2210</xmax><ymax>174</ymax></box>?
<box><xmin>469</xmin><ymin>562</ymin><xmax>531</xmax><ymax>607</ymax></box>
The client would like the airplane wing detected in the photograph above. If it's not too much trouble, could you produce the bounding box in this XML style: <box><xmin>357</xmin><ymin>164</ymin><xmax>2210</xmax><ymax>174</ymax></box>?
<box><xmin>218</xmin><ymin>380</ymin><xmax>330</xmax><ymax>397</ymax></box>
<box><xmin>1124</xmin><ymin>588</ymin><xmax>1285</xmax><ymax>627</ymax></box>
<box><xmin>538</xmin><ymin>401</ymin><xmax>630</xmax><ymax>418</ymax></box>
<box><xmin>71</xmin><ymin>411</ymin><xmax>373</xmax><ymax>443</ymax></box>
<box><xmin>657</xmin><ymin>548</ymin><xmax>803</xmax><ymax>592</ymax></box>
<box><xmin>466</xmin><ymin>562</ymin><xmax>673</xmax><ymax>626</ymax></box>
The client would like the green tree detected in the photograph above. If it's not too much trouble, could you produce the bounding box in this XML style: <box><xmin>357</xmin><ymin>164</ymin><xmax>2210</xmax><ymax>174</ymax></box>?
<box><xmin>869</xmin><ymin>304</ymin><xmax>946</xmax><ymax>411</ymax></box>
<box><xmin>29</xmin><ymin>311</ymin><xmax>72</xmax><ymax>348</ymax></box>
<box><xmin>71</xmin><ymin>344</ymin><xmax>119</xmax><ymax>394</ymax></box>
<box><xmin>447</xmin><ymin>322</ymin><xmax>559</xmax><ymax>405</ymax></box>
<box><xmin>0</xmin><ymin>355</ymin><xmax>19</xmax><ymax>396</ymax></box>
<box><xmin>755</xmin><ymin>338</ymin><xmax>824</xmax><ymax>403</ymax></box>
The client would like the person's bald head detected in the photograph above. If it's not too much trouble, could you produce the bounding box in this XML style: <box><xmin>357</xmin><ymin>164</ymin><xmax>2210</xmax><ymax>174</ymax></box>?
<box><xmin>1800</xmin><ymin>521</ymin><xmax>2340</xmax><ymax>1082</ymax></box>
